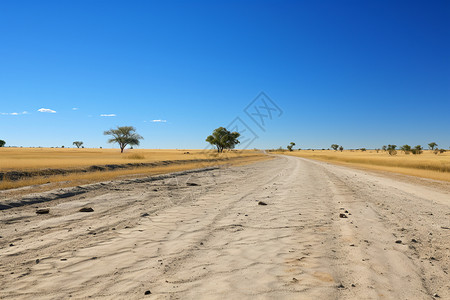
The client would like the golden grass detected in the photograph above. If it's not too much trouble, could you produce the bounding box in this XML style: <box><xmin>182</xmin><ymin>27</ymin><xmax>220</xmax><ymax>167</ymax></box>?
<box><xmin>0</xmin><ymin>148</ymin><xmax>269</xmax><ymax>192</ymax></box>
<box><xmin>0</xmin><ymin>148</ymin><xmax>258</xmax><ymax>171</ymax></box>
<box><xmin>280</xmin><ymin>150</ymin><xmax>450</xmax><ymax>182</ymax></box>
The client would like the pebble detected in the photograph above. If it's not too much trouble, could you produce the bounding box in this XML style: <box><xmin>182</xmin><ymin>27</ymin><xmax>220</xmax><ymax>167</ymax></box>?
<box><xmin>36</xmin><ymin>208</ymin><xmax>50</xmax><ymax>214</ymax></box>
<box><xmin>258</xmin><ymin>201</ymin><xmax>268</xmax><ymax>206</ymax></box>
<box><xmin>339</xmin><ymin>213</ymin><xmax>348</xmax><ymax>218</ymax></box>
<box><xmin>79</xmin><ymin>207</ymin><xmax>94</xmax><ymax>212</ymax></box>
<box><xmin>395</xmin><ymin>240</ymin><xmax>402</xmax><ymax>244</ymax></box>
<box><xmin>144</xmin><ymin>290</ymin><xmax>151</xmax><ymax>295</ymax></box>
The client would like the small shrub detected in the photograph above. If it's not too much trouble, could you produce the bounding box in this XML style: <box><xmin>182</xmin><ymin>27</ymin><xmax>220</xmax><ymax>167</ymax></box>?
<box><xmin>387</xmin><ymin>145</ymin><xmax>397</xmax><ymax>156</ymax></box>
<box><xmin>124</xmin><ymin>153</ymin><xmax>146</xmax><ymax>160</ymax></box>
<box><xmin>411</xmin><ymin>145</ymin><xmax>423</xmax><ymax>155</ymax></box>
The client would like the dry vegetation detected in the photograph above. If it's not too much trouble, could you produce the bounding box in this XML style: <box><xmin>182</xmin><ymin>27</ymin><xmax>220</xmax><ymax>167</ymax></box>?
<box><xmin>0</xmin><ymin>148</ymin><xmax>268</xmax><ymax>192</ymax></box>
<box><xmin>280</xmin><ymin>150</ymin><xmax>450</xmax><ymax>182</ymax></box>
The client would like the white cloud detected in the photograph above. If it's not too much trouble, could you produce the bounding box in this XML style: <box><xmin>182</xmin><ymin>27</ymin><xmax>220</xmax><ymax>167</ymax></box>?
<box><xmin>151</xmin><ymin>119</ymin><xmax>167</xmax><ymax>123</ymax></box>
<box><xmin>38</xmin><ymin>108</ymin><xmax>56</xmax><ymax>113</ymax></box>
<box><xmin>100</xmin><ymin>114</ymin><xmax>116</xmax><ymax>117</ymax></box>
<box><xmin>72</xmin><ymin>108</ymin><xmax>79</xmax><ymax>110</ymax></box>
<box><xmin>1</xmin><ymin>111</ymin><xmax>29</xmax><ymax>116</ymax></box>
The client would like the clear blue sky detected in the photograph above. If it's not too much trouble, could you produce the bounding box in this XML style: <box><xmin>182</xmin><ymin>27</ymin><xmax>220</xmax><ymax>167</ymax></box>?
<box><xmin>1</xmin><ymin>0</ymin><xmax>449</xmax><ymax>149</ymax></box>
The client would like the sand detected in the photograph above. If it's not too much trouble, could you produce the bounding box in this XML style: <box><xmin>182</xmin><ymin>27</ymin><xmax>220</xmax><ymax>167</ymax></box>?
<box><xmin>0</xmin><ymin>155</ymin><xmax>449</xmax><ymax>299</ymax></box>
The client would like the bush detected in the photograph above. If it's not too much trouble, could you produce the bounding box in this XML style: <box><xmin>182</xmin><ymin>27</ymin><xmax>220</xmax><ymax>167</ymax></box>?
<box><xmin>387</xmin><ymin>145</ymin><xmax>397</xmax><ymax>156</ymax></box>
<box><xmin>124</xmin><ymin>153</ymin><xmax>146</xmax><ymax>160</ymax></box>
<box><xmin>434</xmin><ymin>148</ymin><xmax>446</xmax><ymax>155</ymax></box>
<box><xmin>411</xmin><ymin>145</ymin><xmax>423</xmax><ymax>155</ymax></box>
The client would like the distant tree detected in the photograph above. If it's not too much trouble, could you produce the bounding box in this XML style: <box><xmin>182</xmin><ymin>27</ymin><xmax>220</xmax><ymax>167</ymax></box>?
<box><xmin>206</xmin><ymin>127</ymin><xmax>240</xmax><ymax>153</ymax></box>
<box><xmin>287</xmin><ymin>142</ymin><xmax>296</xmax><ymax>152</ymax></box>
<box><xmin>339</xmin><ymin>145</ymin><xmax>344</xmax><ymax>152</ymax></box>
<box><xmin>400</xmin><ymin>144</ymin><xmax>411</xmax><ymax>154</ymax></box>
<box><xmin>382</xmin><ymin>145</ymin><xmax>387</xmax><ymax>152</ymax></box>
<box><xmin>73</xmin><ymin>141</ymin><xmax>84</xmax><ymax>148</ymax></box>
<box><xmin>104</xmin><ymin>126</ymin><xmax>143</xmax><ymax>153</ymax></box>
<box><xmin>360</xmin><ymin>148</ymin><xmax>366</xmax><ymax>152</ymax></box>
<box><xmin>411</xmin><ymin>145</ymin><xmax>423</xmax><ymax>155</ymax></box>
<box><xmin>331</xmin><ymin>144</ymin><xmax>339</xmax><ymax>151</ymax></box>
<box><xmin>428</xmin><ymin>142</ymin><xmax>438</xmax><ymax>150</ymax></box>
<box><xmin>387</xmin><ymin>144</ymin><xmax>397</xmax><ymax>156</ymax></box>
<box><xmin>375</xmin><ymin>148</ymin><xmax>380</xmax><ymax>153</ymax></box>
<box><xmin>61</xmin><ymin>145</ymin><xmax>64</xmax><ymax>148</ymax></box>
<box><xmin>0</xmin><ymin>140</ymin><xmax>5</xmax><ymax>147</ymax></box>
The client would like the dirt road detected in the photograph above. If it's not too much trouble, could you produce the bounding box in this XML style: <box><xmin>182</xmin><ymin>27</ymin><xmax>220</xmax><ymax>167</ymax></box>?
<box><xmin>0</xmin><ymin>155</ymin><xmax>449</xmax><ymax>299</ymax></box>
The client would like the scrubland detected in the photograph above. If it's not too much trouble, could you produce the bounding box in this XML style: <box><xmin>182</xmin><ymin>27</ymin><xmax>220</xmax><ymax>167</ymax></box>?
<box><xmin>0</xmin><ymin>148</ymin><xmax>268</xmax><ymax>191</ymax></box>
<box><xmin>281</xmin><ymin>150</ymin><xmax>450</xmax><ymax>182</ymax></box>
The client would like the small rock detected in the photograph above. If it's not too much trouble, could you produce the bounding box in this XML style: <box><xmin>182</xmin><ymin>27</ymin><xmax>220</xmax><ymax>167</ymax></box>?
<box><xmin>35</xmin><ymin>259</ymin><xmax>40</xmax><ymax>264</ymax></box>
<box><xmin>186</xmin><ymin>183</ymin><xmax>199</xmax><ymax>186</ymax></box>
<box><xmin>144</xmin><ymin>290</ymin><xmax>151</xmax><ymax>295</ymax></box>
<box><xmin>153</xmin><ymin>189</ymin><xmax>158</xmax><ymax>191</ymax></box>
<box><xmin>339</xmin><ymin>213</ymin><xmax>348</xmax><ymax>218</ymax></box>
<box><xmin>292</xmin><ymin>277</ymin><xmax>298</xmax><ymax>282</ymax></box>
<box><xmin>344</xmin><ymin>210</ymin><xmax>349</xmax><ymax>213</ymax></box>
<box><xmin>9</xmin><ymin>243</ymin><xmax>14</xmax><ymax>247</ymax></box>
<box><xmin>411</xmin><ymin>238</ymin><xmax>418</xmax><ymax>243</ymax></box>
<box><xmin>258</xmin><ymin>201</ymin><xmax>267</xmax><ymax>206</ymax></box>
<box><xmin>200</xmin><ymin>242</ymin><xmax>204</xmax><ymax>245</ymax></box>
<box><xmin>141</xmin><ymin>213</ymin><xmax>150</xmax><ymax>217</ymax></box>
<box><xmin>433</xmin><ymin>293</ymin><xmax>440</xmax><ymax>298</ymax></box>
<box><xmin>36</xmin><ymin>208</ymin><xmax>50</xmax><ymax>214</ymax></box>
<box><xmin>395</xmin><ymin>240</ymin><xmax>402</xmax><ymax>244</ymax></box>
<box><xmin>337</xmin><ymin>283</ymin><xmax>345</xmax><ymax>288</ymax></box>
<box><xmin>244</xmin><ymin>214</ymin><xmax>248</xmax><ymax>216</ymax></box>
<box><xmin>79</xmin><ymin>207</ymin><xmax>94</xmax><ymax>212</ymax></box>
<box><xmin>351</xmin><ymin>284</ymin><xmax>356</xmax><ymax>287</ymax></box>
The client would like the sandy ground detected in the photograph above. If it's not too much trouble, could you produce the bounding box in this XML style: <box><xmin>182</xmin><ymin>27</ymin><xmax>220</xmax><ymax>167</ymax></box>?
<box><xmin>0</xmin><ymin>155</ymin><xmax>449</xmax><ymax>299</ymax></box>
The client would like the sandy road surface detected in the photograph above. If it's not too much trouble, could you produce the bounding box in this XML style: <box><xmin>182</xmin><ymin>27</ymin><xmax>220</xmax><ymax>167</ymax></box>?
<box><xmin>0</xmin><ymin>155</ymin><xmax>449</xmax><ymax>299</ymax></box>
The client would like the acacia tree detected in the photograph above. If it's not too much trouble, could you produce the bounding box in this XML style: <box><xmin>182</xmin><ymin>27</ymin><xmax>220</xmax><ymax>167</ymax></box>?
<box><xmin>104</xmin><ymin>126</ymin><xmax>143</xmax><ymax>153</ymax></box>
<box><xmin>428</xmin><ymin>142</ymin><xmax>437</xmax><ymax>150</ymax></box>
<box><xmin>339</xmin><ymin>145</ymin><xmax>344</xmax><ymax>152</ymax></box>
<box><xmin>331</xmin><ymin>144</ymin><xmax>339</xmax><ymax>151</ymax></box>
<box><xmin>287</xmin><ymin>142</ymin><xmax>296</xmax><ymax>151</ymax></box>
<box><xmin>73</xmin><ymin>141</ymin><xmax>83</xmax><ymax>148</ymax></box>
<box><xmin>387</xmin><ymin>144</ymin><xmax>397</xmax><ymax>156</ymax></box>
<box><xmin>0</xmin><ymin>140</ymin><xmax>5</xmax><ymax>147</ymax></box>
<box><xmin>400</xmin><ymin>144</ymin><xmax>411</xmax><ymax>154</ymax></box>
<box><xmin>411</xmin><ymin>145</ymin><xmax>423</xmax><ymax>155</ymax></box>
<box><xmin>206</xmin><ymin>127</ymin><xmax>240</xmax><ymax>153</ymax></box>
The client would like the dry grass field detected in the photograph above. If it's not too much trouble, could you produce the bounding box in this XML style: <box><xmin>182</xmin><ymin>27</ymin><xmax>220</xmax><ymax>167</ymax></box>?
<box><xmin>280</xmin><ymin>149</ymin><xmax>450</xmax><ymax>182</ymax></box>
<box><xmin>0</xmin><ymin>148</ymin><xmax>268</xmax><ymax>192</ymax></box>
